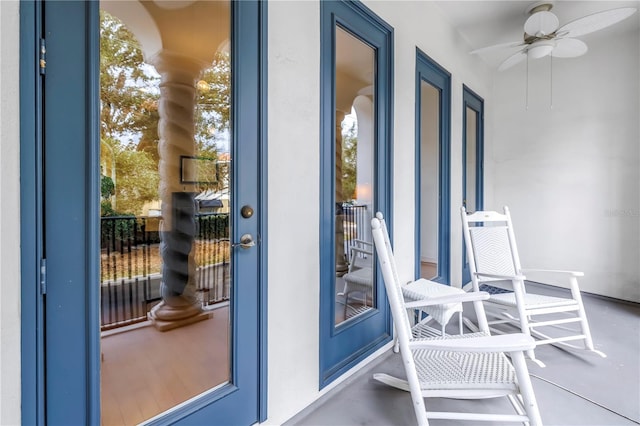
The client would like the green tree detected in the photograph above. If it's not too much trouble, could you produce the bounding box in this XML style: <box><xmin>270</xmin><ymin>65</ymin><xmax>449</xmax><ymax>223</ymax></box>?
<box><xmin>100</xmin><ymin>11</ymin><xmax>160</xmax><ymax>216</ymax></box>
<box><xmin>191</xmin><ymin>52</ymin><xmax>232</xmax><ymax>193</ymax></box>
<box><xmin>101</xmin><ymin>174</ymin><xmax>115</xmax><ymax>199</ymax></box>
<box><xmin>99</xmin><ymin>11</ymin><xmax>232</xmax><ymax>216</ymax></box>
<box><xmin>342</xmin><ymin>122</ymin><xmax>358</xmax><ymax>202</ymax></box>
<box><xmin>103</xmin><ymin>137</ymin><xmax>160</xmax><ymax>215</ymax></box>
<box><xmin>100</xmin><ymin>11</ymin><xmax>160</xmax><ymax>144</ymax></box>
<box><xmin>196</xmin><ymin>51</ymin><xmax>231</xmax><ymax>151</ymax></box>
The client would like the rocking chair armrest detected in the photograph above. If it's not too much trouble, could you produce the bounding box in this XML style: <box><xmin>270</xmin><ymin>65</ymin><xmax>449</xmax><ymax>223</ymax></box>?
<box><xmin>521</xmin><ymin>268</ymin><xmax>584</xmax><ymax>278</ymax></box>
<box><xmin>409</xmin><ymin>333</ymin><xmax>536</xmax><ymax>353</ymax></box>
<box><xmin>404</xmin><ymin>291</ymin><xmax>489</xmax><ymax>309</ymax></box>
<box><xmin>349</xmin><ymin>247</ymin><xmax>373</xmax><ymax>257</ymax></box>
<box><xmin>474</xmin><ymin>272</ymin><xmax>526</xmax><ymax>281</ymax></box>
<box><xmin>353</xmin><ymin>239</ymin><xmax>374</xmax><ymax>248</ymax></box>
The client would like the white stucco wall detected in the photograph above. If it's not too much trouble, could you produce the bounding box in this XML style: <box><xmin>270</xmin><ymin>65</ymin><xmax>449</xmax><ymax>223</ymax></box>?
<box><xmin>266</xmin><ymin>1</ymin><xmax>321</xmax><ymax>423</ymax></box>
<box><xmin>266</xmin><ymin>1</ymin><xmax>492</xmax><ymax>423</ymax></box>
<box><xmin>0</xmin><ymin>1</ymin><xmax>22</xmax><ymax>424</ymax></box>
<box><xmin>490</xmin><ymin>23</ymin><xmax>640</xmax><ymax>302</ymax></box>
<box><xmin>366</xmin><ymin>1</ymin><xmax>493</xmax><ymax>290</ymax></box>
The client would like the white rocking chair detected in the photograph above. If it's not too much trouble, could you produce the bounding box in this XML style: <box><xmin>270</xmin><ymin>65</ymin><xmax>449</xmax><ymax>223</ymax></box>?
<box><xmin>374</xmin><ymin>213</ymin><xmax>465</xmax><ymax>354</ymax></box>
<box><xmin>461</xmin><ymin>206</ymin><xmax>606</xmax><ymax>367</ymax></box>
<box><xmin>342</xmin><ymin>239</ymin><xmax>375</xmax><ymax>318</ymax></box>
<box><xmin>371</xmin><ymin>213</ymin><xmax>542</xmax><ymax>426</ymax></box>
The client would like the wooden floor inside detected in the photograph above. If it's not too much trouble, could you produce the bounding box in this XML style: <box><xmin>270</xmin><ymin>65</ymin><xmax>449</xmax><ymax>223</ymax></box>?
<box><xmin>420</xmin><ymin>261</ymin><xmax>437</xmax><ymax>279</ymax></box>
<box><xmin>100</xmin><ymin>307</ymin><xmax>230</xmax><ymax>425</ymax></box>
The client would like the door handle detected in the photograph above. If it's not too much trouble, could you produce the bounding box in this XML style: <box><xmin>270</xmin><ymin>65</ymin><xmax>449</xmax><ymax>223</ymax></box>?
<box><xmin>232</xmin><ymin>233</ymin><xmax>256</xmax><ymax>249</ymax></box>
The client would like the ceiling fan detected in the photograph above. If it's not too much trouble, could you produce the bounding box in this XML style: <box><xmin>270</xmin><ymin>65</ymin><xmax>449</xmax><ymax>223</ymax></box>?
<box><xmin>471</xmin><ymin>2</ymin><xmax>638</xmax><ymax>71</ymax></box>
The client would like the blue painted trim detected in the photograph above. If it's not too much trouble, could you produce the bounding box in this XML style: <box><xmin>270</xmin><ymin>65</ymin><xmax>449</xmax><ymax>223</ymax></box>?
<box><xmin>86</xmin><ymin>2</ymin><xmax>101</xmax><ymax>424</ymax></box>
<box><xmin>257</xmin><ymin>0</ymin><xmax>269</xmax><ymax>421</ymax></box>
<box><xmin>463</xmin><ymin>85</ymin><xmax>484</xmax><ymax>210</ymax></box>
<box><xmin>319</xmin><ymin>0</ymin><xmax>393</xmax><ymax>388</ymax></box>
<box><xmin>42</xmin><ymin>2</ymin><xmax>97</xmax><ymax>422</ymax></box>
<box><xmin>144</xmin><ymin>384</ymin><xmax>240</xmax><ymax>426</ymax></box>
<box><xmin>461</xmin><ymin>85</ymin><xmax>484</xmax><ymax>284</ymax></box>
<box><xmin>414</xmin><ymin>49</ymin><xmax>451</xmax><ymax>285</ymax></box>
<box><xmin>19</xmin><ymin>1</ymin><xmax>45</xmax><ymax>424</ymax></box>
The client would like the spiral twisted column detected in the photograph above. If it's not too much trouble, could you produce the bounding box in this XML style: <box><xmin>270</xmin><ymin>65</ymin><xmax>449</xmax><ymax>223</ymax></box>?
<box><xmin>148</xmin><ymin>52</ymin><xmax>210</xmax><ymax>331</ymax></box>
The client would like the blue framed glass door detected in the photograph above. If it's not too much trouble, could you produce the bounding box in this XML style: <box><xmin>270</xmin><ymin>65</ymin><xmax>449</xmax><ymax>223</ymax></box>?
<box><xmin>35</xmin><ymin>1</ymin><xmax>266</xmax><ymax>424</ymax></box>
<box><xmin>319</xmin><ymin>0</ymin><xmax>393</xmax><ymax>387</ymax></box>
<box><xmin>461</xmin><ymin>85</ymin><xmax>484</xmax><ymax>285</ymax></box>
<box><xmin>415</xmin><ymin>50</ymin><xmax>451</xmax><ymax>284</ymax></box>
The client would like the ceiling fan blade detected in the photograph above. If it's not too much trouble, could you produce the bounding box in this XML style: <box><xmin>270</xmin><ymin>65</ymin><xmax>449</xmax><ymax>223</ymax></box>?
<box><xmin>498</xmin><ymin>50</ymin><xmax>527</xmax><ymax>72</ymax></box>
<box><xmin>524</xmin><ymin>11</ymin><xmax>560</xmax><ymax>36</ymax></box>
<box><xmin>557</xmin><ymin>7</ymin><xmax>637</xmax><ymax>38</ymax></box>
<box><xmin>551</xmin><ymin>38</ymin><xmax>588</xmax><ymax>58</ymax></box>
<box><xmin>469</xmin><ymin>41</ymin><xmax>523</xmax><ymax>55</ymax></box>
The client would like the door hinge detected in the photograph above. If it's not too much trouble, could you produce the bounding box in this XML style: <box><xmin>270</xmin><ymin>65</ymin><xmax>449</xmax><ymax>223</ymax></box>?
<box><xmin>39</xmin><ymin>38</ymin><xmax>46</xmax><ymax>75</ymax></box>
<box><xmin>40</xmin><ymin>258</ymin><xmax>47</xmax><ymax>295</ymax></box>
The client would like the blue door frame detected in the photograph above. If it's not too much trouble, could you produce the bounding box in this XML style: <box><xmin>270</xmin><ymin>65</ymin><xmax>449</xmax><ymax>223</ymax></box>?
<box><xmin>319</xmin><ymin>0</ymin><xmax>393</xmax><ymax>387</ymax></box>
<box><xmin>19</xmin><ymin>1</ymin><xmax>45</xmax><ymax>424</ymax></box>
<box><xmin>461</xmin><ymin>85</ymin><xmax>484</xmax><ymax>285</ymax></box>
<box><xmin>414</xmin><ymin>49</ymin><xmax>451</xmax><ymax>284</ymax></box>
<box><xmin>20</xmin><ymin>1</ymin><xmax>268</xmax><ymax>424</ymax></box>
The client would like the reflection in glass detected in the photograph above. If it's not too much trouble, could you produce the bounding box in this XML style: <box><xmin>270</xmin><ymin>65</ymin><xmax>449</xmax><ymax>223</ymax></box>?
<box><xmin>334</xmin><ymin>27</ymin><xmax>376</xmax><ymax>325</ymax></box>
<box><xmin>419</xmin><ymin>81</ymin><xmax>440</xmax><ymax>280</ymax></box>
<box><xmin>465</xmin><ymin>106</ymin><xmax>478</xmax><ymax>213</ymax></box>
<box><xmin>99</xmin><ymin>2</ymin><xmax>232</xmax><ymax>424</ymax></box>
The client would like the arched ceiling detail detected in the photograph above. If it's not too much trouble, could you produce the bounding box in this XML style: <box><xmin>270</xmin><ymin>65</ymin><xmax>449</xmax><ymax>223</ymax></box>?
<box><xmin>101</xmin><ymin>0</ymin><xmax>229</xmax><ymax>66</ymax></box>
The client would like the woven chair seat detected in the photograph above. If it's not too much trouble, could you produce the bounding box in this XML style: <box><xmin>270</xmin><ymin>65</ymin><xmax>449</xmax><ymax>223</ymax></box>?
<box><xmin>410</xmin><ymin>325</ymin><xmax>516</xmax><ymax>390</ymax></box>
<box><xmin>414</xmin><ymin>348</ymin><xmax>518</xmax><ymax>391</ymax></box>
<box><xmin>343</xmin><ymin>267</ymin><xmax>372</xmax><ymax>288</ymax></box>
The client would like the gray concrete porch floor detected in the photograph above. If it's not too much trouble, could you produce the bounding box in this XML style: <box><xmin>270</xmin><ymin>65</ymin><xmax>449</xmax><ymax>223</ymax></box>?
<box><xmin>285</xmin><ymin>284</ymin><xmax>640</xmax><ymax>426</ymax></box>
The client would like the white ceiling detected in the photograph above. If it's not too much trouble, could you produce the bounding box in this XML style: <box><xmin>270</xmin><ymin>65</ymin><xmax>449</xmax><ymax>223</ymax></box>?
<box><xmin>433</xmin><ymin>0</ymin><xmax>640</xmax><ymax>69</ymax></box>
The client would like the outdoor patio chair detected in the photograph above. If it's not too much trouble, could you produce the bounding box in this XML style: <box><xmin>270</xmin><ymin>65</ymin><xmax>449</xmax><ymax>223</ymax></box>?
<box><xmin>342</xmin><ymin>240</ymin><xmax>374</xmax><ymax>318</ymax></box>
<box><xmin>371</xmin><ymin>214</ymin><xmax>542</xmax><ymax>426</ymax></box>
<box><xmin>461</xmin><ymin>206</ymin><xmax>606</xmax><ymax>367</ymax></box>
<box><xmin>373</xmin><ymin>213</ymin><xmax>464</xmax><ymax>354</ymax></box>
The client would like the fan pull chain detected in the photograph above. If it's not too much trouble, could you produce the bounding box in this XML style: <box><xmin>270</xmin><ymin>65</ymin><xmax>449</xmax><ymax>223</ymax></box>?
<box><xmin>550</xmin><ymin>54</ymin><xmax>553</xmax><ymax>109</ymax></box>
<box><xmin>525</xmin><ymin>53</ymin><xmax>529</xmax><ymax>110</ymax></box>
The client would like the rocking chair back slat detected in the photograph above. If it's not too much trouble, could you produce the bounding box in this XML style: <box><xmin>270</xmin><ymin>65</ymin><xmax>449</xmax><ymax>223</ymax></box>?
<box><xmin>469</xmin><ymin>226</ymin><xmax>518</xmax><ymax>278</ymax></box>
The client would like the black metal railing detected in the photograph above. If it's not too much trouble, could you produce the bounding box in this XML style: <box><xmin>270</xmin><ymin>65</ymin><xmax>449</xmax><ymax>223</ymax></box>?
<box><xmin>100</xmin><ymin>213</ymin><xmax>230</xmax><ymax>331</ymax></box>
<box><xmin>100</xmin><ymin>208</ymin><xmax>369</xmax><ymax>331</ymax></box>
<box><xmin>342</xmin><ymin>204</ymin><xmax>368</xmax><ymax>254</ymax></box>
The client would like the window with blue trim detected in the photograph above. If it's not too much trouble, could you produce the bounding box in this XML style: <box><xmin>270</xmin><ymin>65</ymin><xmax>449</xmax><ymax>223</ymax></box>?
<box><xmin>320</xmin><ymin>0</ymin><xmax>393</xmax><ymax>388</ymax></box>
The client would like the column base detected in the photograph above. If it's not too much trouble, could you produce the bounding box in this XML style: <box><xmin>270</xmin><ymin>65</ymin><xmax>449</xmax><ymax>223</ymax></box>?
<box><xmin>148</xmin><ymin>302</ymin><xmax>212</xmax><ymax>332</ymax></box>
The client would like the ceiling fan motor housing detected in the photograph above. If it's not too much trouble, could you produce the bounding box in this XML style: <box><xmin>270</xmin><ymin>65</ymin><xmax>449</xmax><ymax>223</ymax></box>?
<box><xmin>524</xmin><ymin>2</ymin><xmax>559</xmax><ymax>38</ymax></box>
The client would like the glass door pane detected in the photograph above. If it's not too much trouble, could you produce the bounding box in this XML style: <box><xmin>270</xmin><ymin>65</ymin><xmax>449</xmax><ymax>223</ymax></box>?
<box><xmin>419</xmin><ymin>81</ymin><xmax>440</xmax><ymax>280</ymax></box>
<box><xmin>99</xmin><ymin>3</ymin><xmax>233</xmax><ymax>423</ymax></box>
<box><xmin>462</xmin><ymin>86</ymin><xmax>483</xmax><ymax>284</ymax></box>
<box><xmin>334</xmin><ymin>27</ymin><xmax>376</xmax><ymax>325</ymax></box>
<box><xmin>465</xmin><ymin>106</ymin><xmax>477</xmax><ymax>213</ymax></box>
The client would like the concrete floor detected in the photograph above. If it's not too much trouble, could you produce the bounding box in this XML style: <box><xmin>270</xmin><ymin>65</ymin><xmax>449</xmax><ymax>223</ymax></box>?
<box><xmin>286</xmin><ymin>284</ymin><xmax>640</xmax><ymax>425</ymax></box>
